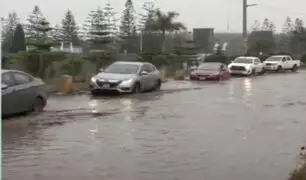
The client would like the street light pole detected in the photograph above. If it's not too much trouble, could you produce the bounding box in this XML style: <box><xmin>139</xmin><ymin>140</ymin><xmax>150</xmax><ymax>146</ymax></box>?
<box><xmin>243</xmin><ymin>0</ymin><xmax>257</xmax><ymax>55</ymax></box>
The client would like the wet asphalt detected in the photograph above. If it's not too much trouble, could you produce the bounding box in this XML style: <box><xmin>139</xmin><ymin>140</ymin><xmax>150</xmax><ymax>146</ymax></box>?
<box><xmin>2</xmin><ymin>71</ymin><xmax>306</xmax><ymax>180</ymax></box>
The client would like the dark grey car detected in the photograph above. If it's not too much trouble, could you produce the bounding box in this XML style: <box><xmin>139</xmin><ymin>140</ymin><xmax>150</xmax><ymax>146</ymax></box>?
<box><xmin>89</xmin><ymin>61</ymin><xmax>162</xmax><ymax>95</ymax></box>
<box><xmin>2</xmin><ymin>69</ymin><xmax>48</xmax><ymax>117</ymax></box>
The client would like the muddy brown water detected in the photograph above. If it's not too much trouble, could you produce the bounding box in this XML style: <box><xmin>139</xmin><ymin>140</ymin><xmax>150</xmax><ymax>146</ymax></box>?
<box><xmin>3</xmin><ymin>72</ymin><xmax>306</xmax><ymax>180</ymax></box>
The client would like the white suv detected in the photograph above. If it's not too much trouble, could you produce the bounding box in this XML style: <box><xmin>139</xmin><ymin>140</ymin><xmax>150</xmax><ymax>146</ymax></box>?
<box><xmin>228</xmin><ymin>56</ymin><xmax>265</xmax><ymax>76</ymax></box>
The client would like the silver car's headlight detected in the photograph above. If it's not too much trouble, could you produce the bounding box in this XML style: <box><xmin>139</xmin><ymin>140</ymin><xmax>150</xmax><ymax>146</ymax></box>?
<box><xmin>91</xmin><ymin>77</ymin><xmax>96</xmax><ymax>83</ymax></box>
<box><xmin>120</xmin><ymin>79</ymin><xmax>134</xmax><ymax>86</ymax></box>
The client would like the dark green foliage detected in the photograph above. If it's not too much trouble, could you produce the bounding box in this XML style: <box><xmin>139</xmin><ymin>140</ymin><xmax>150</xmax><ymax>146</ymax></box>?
<box><xmin>60</xmin><ymin>55</ymin><xmax>83</xmax><ymax>77</ymax></box>
<box><xmin>204</xmin><ymin>55</ymin><xmax>229</xmax><ymax>65</ymax></box>
<box><xmin>82</xmin><ymin>52</ymin><xmax>117</xmax><ymax>71</ymax></box>
<box><xmin>60</xmin><ymin>10</ymin><xmax>80</xmax><ymax>45</ymax></box>
<box><xmin>139</xmin><ymin>1</ymin><xmax>156</xmax><ymax>31</ymax></box>
<box><xmin>120</xmin><ymin>0</ymin><xmax>137</xmax><ymax>37</ymax></box>
<box><xmin>5</xmin><ymin>52</ymin><xmax>67</xmax><ymax>77</ymax></box>
<box><xmin>26</xmin><ymin>6</ymin><xmax>53</xmax><ymax>51</ymax></box>
<box><xmin>1</xmin><ymin>12</ymin><xmax>19</xmax><ymax>53</ymax></box>
<box><xmin>84</xmin><ymin>7</ymin><xmax>112</xmax><ymax>50</ymax></box>
<box><xmin>11</xmin><ymin>24</ymin><xmax>26</xmax><ymax>53</ymax></box>
<box><xmin>138</xmin><ymin>51</ymin><xmax>173</xmax><ymax>67</ymax></box>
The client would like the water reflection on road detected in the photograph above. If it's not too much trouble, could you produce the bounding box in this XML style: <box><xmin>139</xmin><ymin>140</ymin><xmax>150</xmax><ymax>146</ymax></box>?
<box><xmin>3</xmin><ymin>72</ymin><xmax>306</xmax><ymax>180</ymax></box>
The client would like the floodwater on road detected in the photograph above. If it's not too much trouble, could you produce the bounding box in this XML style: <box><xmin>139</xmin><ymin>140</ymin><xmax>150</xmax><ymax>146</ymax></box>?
<box><xmin>3</xmin><ymin>71</ymin><xmax>306</xmax><ymax>180</ymax></box>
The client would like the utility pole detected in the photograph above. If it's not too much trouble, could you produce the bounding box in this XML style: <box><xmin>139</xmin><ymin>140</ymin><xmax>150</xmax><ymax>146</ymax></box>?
<box><xmin>242</xmin><ymin>0</ymin><xmax>257</xmax><ymax>55</ymax></box>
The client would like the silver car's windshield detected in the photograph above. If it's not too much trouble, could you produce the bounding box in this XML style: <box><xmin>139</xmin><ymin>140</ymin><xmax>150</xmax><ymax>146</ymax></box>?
<box><xmin>103</xmin><ymin>63</ymin><xmax>140</xmax><ymax>74</ymax></box>
<box><xmin>265</xmin><ymin>56</ymin><xmax>282</xmax><ymax>62</ymax></box>
<box><xmin>233</xmin><ymin>58</ymin><xmax>253</xmax><ymax>64</ymax></box>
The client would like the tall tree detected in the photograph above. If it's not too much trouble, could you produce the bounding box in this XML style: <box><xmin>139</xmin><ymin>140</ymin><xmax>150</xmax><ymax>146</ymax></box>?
<box><xmin>11</xmin><ymin>23</ymin><xmax>26</xmax><ymax>53</ymax></box>
<box><xmin>282</xmin><ymin>17</ymin><xmax>294</xmax><ymax>34</ymax></box>
<box><xmin>120</xmin><ymin>0</ymin><xmax>137</xmax><ymax>37</ymax></box>
<box><xmin>25</xmin><ymin>5</ymin><xmax>45</xmax><ymax>42</ymax></box>
<box><xmin>251</xmin><ymin>20</ymin><xmax>260</xmax><ymax>31</ymax></box>
<box><xmin>291</xmin><ymin>18</ymin><xmax>306</xmax><ymax>53</ymax></box>
<box><xmin>138</xmin><ymin>1</ymin><xmax>156</xmax><ymax>31</ymax></box>
<box><xmin>103</xmin><ymin>2</ymin><xmax>118</xmax><ymax>37</ymax></box>
<box><xmin>83</xmin><ymin>7</ymin><xmax>111</xmax><ymax>50</ymax></box>
<box><xmin>293</xmin><ymin>18</ymin><xmax>304</xmax><ymax>33</ymax></box>
<box><xmin>150</xmin><ymin>9</ymin><xmax>186</xmax><ymax>52</ymax></box>
<box><xmin>60</xmin><ymin>10</ymin><xmax>80</xmax><ymax>45</ymax></box>
<box><xmin>1</xmin><ymin>12</ymin><xmax>19</xmax><ymax>53</ymax></box>
<box><xmin>279</xmin><ymin>17</ymin><xmax>294</xmax><ymax>52</ymax></box>
<box><xmin>49</xmin><ymin>24</ymin><xmax>62</xmax><ymax>45</ymax></box>
<box><xmin>27</xmin><ymin>17</ymin><xmax>53</xmax><ymax>51</ymax></box>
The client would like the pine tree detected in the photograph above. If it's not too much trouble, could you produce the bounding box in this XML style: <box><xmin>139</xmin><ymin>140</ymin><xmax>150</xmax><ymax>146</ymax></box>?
<box><xmin>138</xmin><ymin>1</ymin><xmax>156</xmax><ymax>31</ymax></box>
<box><xmin>279</xmin><ymin>17</ymin><xmax>294</xmax><ymax>52</ymax></box>
<box><xmin>282</xmin><ymin>17</ymin><xmax>294</xmax><ymax>34</ymax></box>
<box><xmin>26</xmin><ymin>6</ymin><xmax>53</xmax><ymax>52</ymax></box>
<box><xmin>11</xmin><ymin>23</ymin><xmax>26</xmax><ymax>53</ymax></box>
<box><xmin>103</xmin><ymin>2</ymin><xmax>118</xmax><ymax>37</ymax></box>
<box><xmin>25</xmin><ymin>5</ymin><xmax>45</xmax><ymax>42</ymax></box>
<box><xmin>294</xmin><ymin>18</ymin><xmax>304</xmax><ymax>33</ymax></box>
<box><xmin>261</xmin><ymin>18</ymin><xmax>271</xmax><ymax>31</ymax></box>
<box><xmin>120</xmin><ymin>0</ymin><xmax>137</xmax><ymax>37</ymax></box>
<box><xmin>60</xmin><ymin>10</ymin><xmax>80</xmax><ymax>45</ymax></box>
<box><xmin>1</xmin><ymin>12</ymin><xmax>19</xmax><ymax>53</ymax></box>
<box><xmin>83</xmin><ymin>7</ymin><xmax>111</xmax><ymax>50</ymax></box>
<box><xmin>49</xmin><ymin>24</ymin><xmax>62</xmax><ymax>45</ymax></box>
<box><xmin>251</xmin><ymin>20</ymin><xmax>260</xmax><ymax>31</ymax></box>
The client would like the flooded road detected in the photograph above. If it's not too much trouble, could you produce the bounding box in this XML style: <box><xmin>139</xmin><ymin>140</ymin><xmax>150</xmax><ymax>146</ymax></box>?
<box><xmin>3</xmin><ymin>71</ymin><xmax>306</xmax><ymax>180</ymax></box>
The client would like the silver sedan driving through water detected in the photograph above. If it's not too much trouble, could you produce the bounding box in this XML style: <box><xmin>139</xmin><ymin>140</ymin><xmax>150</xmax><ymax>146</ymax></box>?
<box><xmin>89</xmin><ymin>61</ymin><xmax>162</xmax><ymax>95</ymax></box>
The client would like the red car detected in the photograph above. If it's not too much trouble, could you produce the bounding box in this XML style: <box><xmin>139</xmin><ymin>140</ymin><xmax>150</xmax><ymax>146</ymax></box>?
<box><xmin>189</xmin><ymin>62</ymin><xmax>231</xmax><ymax>81</ymax></box>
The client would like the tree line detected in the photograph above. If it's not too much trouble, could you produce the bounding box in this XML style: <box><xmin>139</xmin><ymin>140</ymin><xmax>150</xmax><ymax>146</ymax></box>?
<box><xmin>249</xmin><ymin>17</ymin><xmax>306</xmax><ymax>55</ymax></box>
<box><xmin>1</xmin><ymin>0</ymin><xmax>186</xmax><ymax>54</ymax></box>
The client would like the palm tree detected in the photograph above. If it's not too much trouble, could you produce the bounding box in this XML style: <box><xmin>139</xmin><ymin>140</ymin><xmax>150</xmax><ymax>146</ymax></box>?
<box><xmin>150</xmin><ymin>9</ymin><xmax>186</xmax><ymax>52</ymax></box>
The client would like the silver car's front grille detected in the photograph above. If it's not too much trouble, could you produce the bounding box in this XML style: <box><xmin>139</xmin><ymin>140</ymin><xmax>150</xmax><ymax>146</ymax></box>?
<box><xmin>96</xmin><ymin>80</ymin><xmax>121</xmax><ymax>88</ymax></box>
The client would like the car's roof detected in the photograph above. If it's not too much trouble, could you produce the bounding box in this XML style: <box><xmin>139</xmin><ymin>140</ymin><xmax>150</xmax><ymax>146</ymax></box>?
<box><xmin>1</xmin><ymin>69</ymin><xmax>26</xmax><ymax>74</ymax></box>
<box><xmin>114</xmin><ymin>61</ymin><xmax>147</xmax><ymax>65</ymax></box>
<box><xmin>270</xmin><ymin>55</ymin><xmax>288</xmax><ymax>57</ymax></box>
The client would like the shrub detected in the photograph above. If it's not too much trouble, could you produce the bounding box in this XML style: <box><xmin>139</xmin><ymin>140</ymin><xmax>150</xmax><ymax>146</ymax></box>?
<box><xmin>60</xmin><ymin>55</ymin><xmax>84</xmax><ymax>79</ymax></box>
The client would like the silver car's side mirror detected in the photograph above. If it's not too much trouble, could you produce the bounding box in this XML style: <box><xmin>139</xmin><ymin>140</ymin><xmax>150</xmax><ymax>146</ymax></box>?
<box><xmin>99</xmin><ymin>68</ymin><xmax>104</xmax><ymax>72</ymax></box>
<box><xmin>2</xmin><ymin>84</ymin><xmax>8</xmax><ymax>89</ymax></box>
<box><xmin>140</xmin><ymin>71</ymin><xmax>148</xmax><ymax>76</ymax></box>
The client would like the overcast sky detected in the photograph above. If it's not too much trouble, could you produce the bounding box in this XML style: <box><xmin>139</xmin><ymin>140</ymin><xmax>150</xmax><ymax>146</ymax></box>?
<box><xmin>1</xmin><ymin>0</ymin><xmax>306</xmax><ymax>32</ymax></box>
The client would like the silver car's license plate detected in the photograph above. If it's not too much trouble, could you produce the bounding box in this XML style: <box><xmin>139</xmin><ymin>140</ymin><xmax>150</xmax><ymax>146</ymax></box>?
<box><xmin>102</xmin><ymin>84</ymin><xmax>110</xmax><ymax>88</ymax></box>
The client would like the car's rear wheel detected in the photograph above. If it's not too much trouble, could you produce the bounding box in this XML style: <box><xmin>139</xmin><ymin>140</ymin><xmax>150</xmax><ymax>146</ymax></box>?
<box><xmin>132</xmin><ymin>83</ymin><xmax>141</xmax><ymax>93</ymax></box>
<box><xmin>32</xmin><ymin>97</ymin><xmax>45</xmax><ymax>113</ymax></box>
<box><xmin>154</xmin><ymin>79</ymin><xmax>161</xmax><ymax>91</ymax></box>
<box><xmin>291</xmin><ymin>65</ymin><xmax>298</xmax><ymax>72</ymax></box>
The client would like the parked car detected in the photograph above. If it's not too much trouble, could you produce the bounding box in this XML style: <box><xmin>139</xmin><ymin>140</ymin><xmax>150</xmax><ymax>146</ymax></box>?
<box><xmin>2</xmin><ymin>69</ymin><xmax>48</xmax><ymax>117</ymax></box>
<box><xmin>89</xmin><ymin>61</ymin><xmax>162</xmax><ymax>95</ymax></box>
<box><xmin>263</xmin><ymin>55</ymin><xmax>300</xmax><ymax>72</ymax></box>
<box><xmin>228</xmin><ymin>56</ymin><xmax>265</xmax><ymax>76</ymax></box>
<box><xmin>189</xmin><ymin>62</ymin><xmax>230</xmax><ymax>81</ymax></box>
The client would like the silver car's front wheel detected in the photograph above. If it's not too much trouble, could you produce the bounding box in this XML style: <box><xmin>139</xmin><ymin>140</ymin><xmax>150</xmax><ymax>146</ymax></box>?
<box><xmin>132</xmin><ymin>83</ymin><xmax>142</xmax><ymax>93</ymax></box>
<box><xmin>154</xmin><ymin>79</ymin><xmax>162</xmax><ymax>91</ymax></box>
<box><xmin>32</xmin><ymin>97</ymin><xmax>45</xmax><ymax>113</ymax></box>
